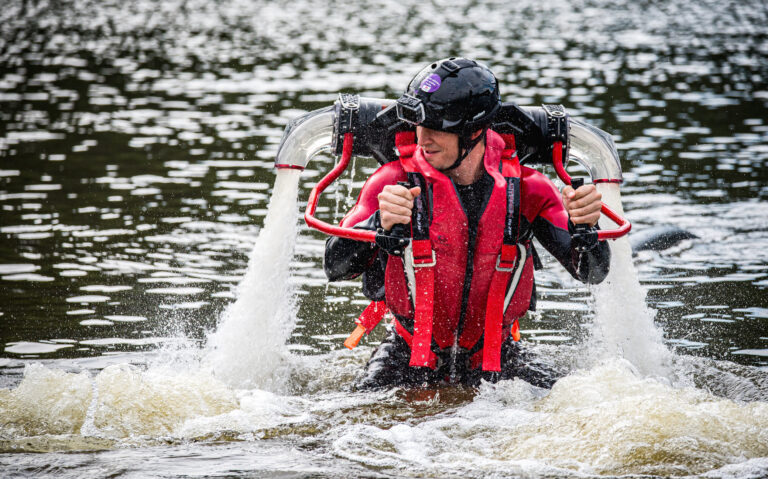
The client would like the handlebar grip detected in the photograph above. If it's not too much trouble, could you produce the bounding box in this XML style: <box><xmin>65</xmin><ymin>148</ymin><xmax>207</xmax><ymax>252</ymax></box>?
<box><xmin>389</xmin><ymin>181</ymin><xmax>414</xmax><ymax>238</ymax></box>
<box><xmin>569</xmin><ymin>178</ymin><xmax>589</xmax><ymax>235</ymax></box>
<box><xmin>568</xmin><ymin>177</ymin><xmax>597</xmax><ymax>251</ymax></box>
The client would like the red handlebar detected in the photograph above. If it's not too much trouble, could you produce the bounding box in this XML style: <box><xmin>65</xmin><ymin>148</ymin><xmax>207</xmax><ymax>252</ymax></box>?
<box><xmin>552</xmin><ymin>141</ymin><xmax>631</xmax><ymax>240</ymax></box>
<box><xmin>304</xmin><ymin>133</ymin><xmax>377</xmax><ymax>243</ymax></box>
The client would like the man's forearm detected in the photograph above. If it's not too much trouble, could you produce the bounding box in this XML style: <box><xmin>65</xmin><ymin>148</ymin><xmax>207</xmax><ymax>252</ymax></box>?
<box><xmin>570</xmin><ymin>237</ymin><xmax>611</xmax><ymax>284</ymax></box>
<box><xmin>532</xmin><ymin>216</ymin><xmax>611</xmax><ymax>284</ymax></box>
<box><xmin>323</xmin><ymin>212</ymin><xmax>380</xmax><ymax>281</ymax></box>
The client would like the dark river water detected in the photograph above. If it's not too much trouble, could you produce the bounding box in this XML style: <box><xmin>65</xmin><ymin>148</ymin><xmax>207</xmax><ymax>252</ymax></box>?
<box><xmin>1</xmin><ymin>0</ymin><xmax>767</xmax><ymax>477</ymax></box>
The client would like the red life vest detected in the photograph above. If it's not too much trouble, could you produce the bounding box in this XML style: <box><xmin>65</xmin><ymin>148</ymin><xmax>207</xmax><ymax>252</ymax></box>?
<box><xmin>368</xmin><ymin>129</ymin><xmax>535</xmax><ymax>372</ymax></box>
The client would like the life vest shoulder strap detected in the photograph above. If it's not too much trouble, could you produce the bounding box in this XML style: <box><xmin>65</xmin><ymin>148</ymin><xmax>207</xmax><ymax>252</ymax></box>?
<box><xmin>395</xmin><ymin>131</ymin><xmax>418</xmax><ymax>172</ymax></box>
<box><xmin>499</xmin><ymin>133</ymin><xmax>520</xmax><ymax>170</ymax></box>
<box><xmin>393</xmin><ymin>130</ymin><xmax>436</xmax><ymax>367</ymax></box>
<box><xmin>483</xmin><ymin>141</ymin><xmax>525</xmax><ymax>372</ymax></box>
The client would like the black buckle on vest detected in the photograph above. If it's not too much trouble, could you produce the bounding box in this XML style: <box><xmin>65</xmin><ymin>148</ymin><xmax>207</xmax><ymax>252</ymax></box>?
<box><xmin>375</xmin><ymin>228</ymin><xmax>410</xmax><ymax>256</ymax></box>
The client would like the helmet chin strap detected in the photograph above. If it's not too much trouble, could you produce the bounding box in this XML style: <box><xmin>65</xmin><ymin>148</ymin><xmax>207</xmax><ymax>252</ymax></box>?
<box><xmin>442</xmin><ymin>127</ymin><xmax>488</xmax><ymax>172</ymax></box>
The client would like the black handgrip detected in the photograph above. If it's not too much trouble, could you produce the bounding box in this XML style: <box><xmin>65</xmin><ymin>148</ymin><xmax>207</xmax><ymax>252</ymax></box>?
<box><xmin>374</xmin><ymin>181</ymin><xmax>413</xmax><ymax>256</ymax></box>
<box><xmin>570</xmin><ymin>178</ymin><xmax>588</xmax><ymax>233</ymax></box>
<box><xmin>569</xmin><ymin>177</ymin><xmax>598</xmax><ymax>252</ymax></box>
<box><xmin>388</xmin><ymin>181</ymin><xmax>414</xmax><ymax>239</ymax></box>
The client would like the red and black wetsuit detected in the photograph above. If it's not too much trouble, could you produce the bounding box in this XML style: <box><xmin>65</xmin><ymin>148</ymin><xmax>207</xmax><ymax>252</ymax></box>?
<box><xmin>325</xmin><ymin>130</ymin><xmax>610</xmax><ymax>388</ymax></box>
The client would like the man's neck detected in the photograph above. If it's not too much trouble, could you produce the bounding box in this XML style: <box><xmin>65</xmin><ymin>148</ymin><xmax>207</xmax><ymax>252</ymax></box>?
<box><xmin>446</xmin><ymin>142</ymin><xmax>486</xmax><ymax>185</ymax></box>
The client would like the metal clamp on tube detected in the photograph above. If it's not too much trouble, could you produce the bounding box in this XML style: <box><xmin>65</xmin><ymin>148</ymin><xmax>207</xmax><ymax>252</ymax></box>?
<box><xmin>569</xmin><ymin>177</ymin><xmax>598</xmax><ymax>251</ymax></box>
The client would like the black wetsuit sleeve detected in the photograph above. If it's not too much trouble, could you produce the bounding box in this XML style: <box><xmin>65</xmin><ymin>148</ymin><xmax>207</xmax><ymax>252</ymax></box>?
<box><xmin>323</xmin><ymin>211</ymin><xmax>381</xmax><ymax>282</ymax></box>
<box><xmin>531</xmin><ymin>216</ymin><xmax>611</xmax><ymax>284</ymax></box>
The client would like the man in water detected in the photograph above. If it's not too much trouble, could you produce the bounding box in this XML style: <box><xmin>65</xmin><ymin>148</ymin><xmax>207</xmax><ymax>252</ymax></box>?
<box><xmin>325</xmin><ymin>58</ymin><xmax>610</xmax><ymax>389</ymax></box>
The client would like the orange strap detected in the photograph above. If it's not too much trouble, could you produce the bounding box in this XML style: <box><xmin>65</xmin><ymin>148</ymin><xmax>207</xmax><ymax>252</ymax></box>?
<box><xmin>511</xmin><ymin>318</ymin><xmax>521</xmax><ymax>342</ymax></box>
<box><xmin>344</xmin><ymin>325</ymin><xmax>366</xmax><ymax>350</ymax></box>
<box><xmin>344</xmin><ymin>300</ymin><xmax>388</xmax><ymax>349</ymax></box>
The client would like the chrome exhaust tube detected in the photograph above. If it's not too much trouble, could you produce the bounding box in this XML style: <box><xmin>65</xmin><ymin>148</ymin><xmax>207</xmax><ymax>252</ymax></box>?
<box><xmin>274</xmin><ymin>106</ymin><xmax>334</xmax><ymax>170</ymax></box>
<box><xmin>568</xmin><ymin>117</ymin><xmax>623</xmax><ymax>183</ymax></box>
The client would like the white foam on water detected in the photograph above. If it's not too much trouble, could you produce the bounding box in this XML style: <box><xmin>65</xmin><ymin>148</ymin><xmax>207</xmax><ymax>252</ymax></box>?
<box><xmin>203</xmin><ymin>168</ymin><xmax>302</xmax><ymax>390</ymax></box>
<box><xmin>331</xmin><ymin>359</ymin><xmax>768</xmax><ymax>477</ymax></box>
<box><xmin>0</xmin><ymin>363</ymin><xmax>93</xmax><ymax>437</ymax></box>
<box><xmin>80</xmin><ymin>363</ymin><xmax>239</xmax><ymax>439</ymax></box>
<box><xmin>1</xmin><ymin>361</ymin><xmax>312</xmax><ymax>443</ymax></box>
<box><xmin>587</xmin><ymin>183</ymin><xmax>673</xmax><ymax>378</ymax></box>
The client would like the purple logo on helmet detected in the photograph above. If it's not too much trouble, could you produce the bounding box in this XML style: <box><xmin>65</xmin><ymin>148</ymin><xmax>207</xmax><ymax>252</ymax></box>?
<box><xmin>419</xmin><ymin>74</ymin><xmax>441</xmax><ymax>93</ymax></box>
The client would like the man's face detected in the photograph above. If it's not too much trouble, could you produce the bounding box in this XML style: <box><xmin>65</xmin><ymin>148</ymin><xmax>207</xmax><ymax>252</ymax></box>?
<box><xmin>416</xmin><ymin>126</ymin><xmax>459</xmax><ymax>170</ymax></box>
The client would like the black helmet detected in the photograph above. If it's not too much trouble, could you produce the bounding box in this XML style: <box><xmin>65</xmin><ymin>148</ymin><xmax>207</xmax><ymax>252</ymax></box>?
<box><xmin>396</xmin><ymin>57</ymin><xmax>501</xmax><ymax>170</ymax></box>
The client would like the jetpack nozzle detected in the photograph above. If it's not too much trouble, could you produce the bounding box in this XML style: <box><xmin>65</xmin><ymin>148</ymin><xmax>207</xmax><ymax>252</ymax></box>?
<box><xmin>274</xmin><ymin>94</ymin><xmax>406</xmax><ymax>171</ymax></box>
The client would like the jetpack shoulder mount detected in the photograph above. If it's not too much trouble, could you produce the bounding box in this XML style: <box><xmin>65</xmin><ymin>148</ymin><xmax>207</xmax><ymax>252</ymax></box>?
<box><xmin>327</xmin><ymin>95</ymin><xmax>579</xmax><ymax>168</ymax></box>
<box><xmin>274</xmin><ymin>93</ymin><xmax>630</xmax><ymax>243</ymax></box>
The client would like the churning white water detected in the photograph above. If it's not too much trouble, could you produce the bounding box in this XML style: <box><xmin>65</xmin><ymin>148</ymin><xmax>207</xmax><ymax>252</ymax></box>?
<box><xmin>333</xmin><ymin>360</ymin><xmax>768</xmax><ymax>477</ymax></box>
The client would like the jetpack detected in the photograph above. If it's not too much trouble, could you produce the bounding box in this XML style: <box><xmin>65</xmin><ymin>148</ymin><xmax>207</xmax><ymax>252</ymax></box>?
<box><xmin>274</xmin><ymin>94</ymin><xmax>631</xmax><ymax>349</ymax></box>
<box><xmin>274</xmin><ymin>93</ymin><xmax>631</xmax><ymax>244</ymax></box>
